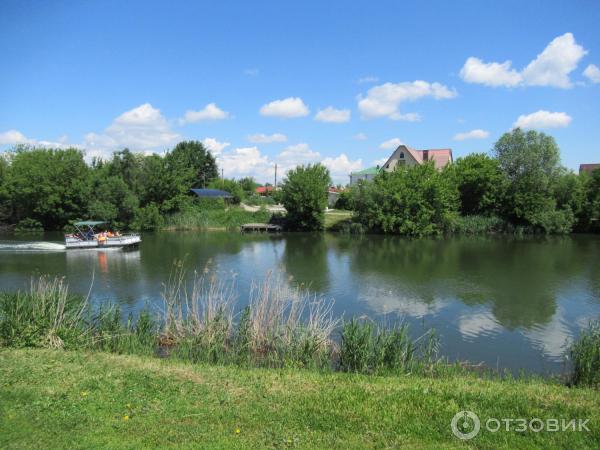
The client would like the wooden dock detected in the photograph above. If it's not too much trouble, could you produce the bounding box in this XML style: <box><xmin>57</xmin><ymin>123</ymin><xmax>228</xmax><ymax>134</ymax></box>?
<box><xmin>240</xmin><ymin>223</ymin><xmax>282</xmax><ymax>233</ymax></box>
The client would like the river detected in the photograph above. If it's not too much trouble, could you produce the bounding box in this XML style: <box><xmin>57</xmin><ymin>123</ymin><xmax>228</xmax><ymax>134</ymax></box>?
<box><xmin>1</xmin><ymin>231</ymin><xmax>599</xmax><ymax>375</ymax></box>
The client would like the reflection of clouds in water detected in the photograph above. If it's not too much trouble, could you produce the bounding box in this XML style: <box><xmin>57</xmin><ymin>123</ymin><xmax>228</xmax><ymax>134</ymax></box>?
<box><xmin>458</xmin><ymin>310</ymin><xmax>502</xmax><ymax>341</ymax></box>
<box><xmin>358</xmin><ymin>285</ymin><xmax>448</xmax><ymax>318</ymax></box>
<box><xmin>521</xmin><ymin>307</ymin><xmax>573</xmax><ymax>360</ymax></box>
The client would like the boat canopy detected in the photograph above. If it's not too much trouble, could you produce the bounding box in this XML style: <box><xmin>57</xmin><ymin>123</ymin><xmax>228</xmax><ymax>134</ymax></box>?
<box><xmin>74</xmin><ymin>221</ymin><xmax>107</xmax><ymax>226</ymax></box>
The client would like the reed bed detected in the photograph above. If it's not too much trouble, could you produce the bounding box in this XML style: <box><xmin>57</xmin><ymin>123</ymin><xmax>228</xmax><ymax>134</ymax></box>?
<box><xmin>3</xmin><ymin>268</ymin><xmax>596</xmax><ymax>384</ymax></box>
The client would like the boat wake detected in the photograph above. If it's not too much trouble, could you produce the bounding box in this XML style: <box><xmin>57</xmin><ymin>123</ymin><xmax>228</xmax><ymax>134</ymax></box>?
<box><xmin>0</xmin><ymin>241</ymin><xmax>67</xmax><ymax>252</ymax></box>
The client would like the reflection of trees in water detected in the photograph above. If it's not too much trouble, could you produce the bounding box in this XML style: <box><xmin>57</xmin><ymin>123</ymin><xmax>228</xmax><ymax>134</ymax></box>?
<box><xmin>345</xmin><ymin>235</ymin><xmax>597</xmax><ymax>329</ymax></box>
<box><xmin>282</xmin><ymin>233</ymin><xmax>330</xmax><ymax>293</ymax></box>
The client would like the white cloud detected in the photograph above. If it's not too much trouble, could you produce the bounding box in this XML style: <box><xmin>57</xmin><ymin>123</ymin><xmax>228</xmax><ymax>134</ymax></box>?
<box><xmin>277</xmin><ymin>143</ymin><xmax>321</xmax><ymax>167</ymax></box>
<box><xmin>357</xmin><ymin>80</ymin><xmax>456</xmax><ymax>120</ymax></box>
<box><xmin>0</xmin><ymin>129</ymin><xmax>79</xmax><ymax>150</ymax></box>
<box><xmin>243</xmin><ymin>68</ymin><xmax>259</xmax><ymax>76</ymax></box>
<box><xmin>201</xmin><ymin>137</ymin><xmax>230</xmax><ymax>156</ymax></box>
<box><xmin>513</xmin><ymin>110</ymin><xmax>572</xmax><ymax>129</ymax></box>
<box><xmin>583</xmin><ymin>64</ymin><xmax>600</xmax><ymax>83</ymax></box>
<box><xmin>353</xmin><ymin>132</ymin><xmax>368</xmax><ymax>141</ymax></box>
<box><xmin>460</xmin><ymin>33</ymin><xmax>587</xmax><ymax>89</ymax></box>
<box><xmin>372</xmin><ymin>157</ymin><xmax>388</xmax><ymax>167</ymax></box>
<box><xmin>459</xmin><ymin>57</ymin><xmax>523</xmax><ymax>87</ymax></box>
<box><xmin>259</xmin><ymin>97</ymin><xmax>310</xmax><ymax>118</ymax></box>
<box><xmin>357</xmin><ymin>75</ymin><xmax>379</xmax><ymax>84</ymax></box>
<box><xmin>321</xmin><ymin>153</ymin><xmax>363</xmax><ymax>182</ymax></box>
<box><xmin>247</xmin><ymin>133</ymin><xmax>287</xmax><ymax>144</ymax></box>
<box><xmin>180</xmin><ymin>103</ymin><xmax>229</xmax><ymax>124</ymax></box>
<box><xmin>0</xmin><ymin>129</ymin><xmax>29</xmax><ymax>145</ymax></box>
<box><xmin>217</xmin><ymin>146</ymin><xmax>271</xmax><ymax>179</ymax></box>
<box><xmin>84</xmin><ymin>103</ymin><xmax>181</xmax><ymax>159</ymax></box>
<box><xmin>314</xmin><ymin>106</ymin><xmax>351</xmax><ymax>123</ymax></box>
<box><xmin>453</xmin><ymin>129</ymin><xmax>490</xmax><ymax>141</ymax></box>
<box><xmin>379</xmin><ymin>137</ymin><xmax>403</xmax><ymax>150</ymax></box>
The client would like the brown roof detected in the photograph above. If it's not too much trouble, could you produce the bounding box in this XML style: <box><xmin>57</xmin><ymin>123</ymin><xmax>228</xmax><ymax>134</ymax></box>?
<box><xmin>579</xmin><ymin>164</ymin><xmax>600</xmax><ymax>175</ymax></box>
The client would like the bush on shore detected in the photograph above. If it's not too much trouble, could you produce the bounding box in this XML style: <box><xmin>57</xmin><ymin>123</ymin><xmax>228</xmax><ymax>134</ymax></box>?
<box><xmin>569</xmin><ymin>320</ymin><xmax>600</xmax><ymax>388</ymax></box>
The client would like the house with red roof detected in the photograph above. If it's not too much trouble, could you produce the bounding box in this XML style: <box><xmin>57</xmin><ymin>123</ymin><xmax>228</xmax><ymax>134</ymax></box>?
<box><xmin>381</xmin><ymin>144</ymin><xmax>453</xmax><ymax>172</ymax></box>
<box><xmin>579</xmin><ymin>163</ymin><xmax>600</xmax><ymax>175</ymax></box>
<box><xmin>255</xmin><ymin>185</ymin><xmax>274</xmax><ymax>196</ymax></box>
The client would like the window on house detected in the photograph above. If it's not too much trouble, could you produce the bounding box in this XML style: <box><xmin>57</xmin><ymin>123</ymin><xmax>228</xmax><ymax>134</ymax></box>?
<box><xmin>400</xmin><ymin>152</ymin><xmax>404</xmax><ymax>159</ymax></box>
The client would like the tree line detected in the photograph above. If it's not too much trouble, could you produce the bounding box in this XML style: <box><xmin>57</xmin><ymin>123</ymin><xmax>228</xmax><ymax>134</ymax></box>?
<box><xmin>283</xmin><ymin>129</ymin><xmax>600</xmax><ymax>234</ymax></box>
<box><xmin>0</xmin><ymin>129</ymin><xmax>598</xmax><ymax>235</ymax></box>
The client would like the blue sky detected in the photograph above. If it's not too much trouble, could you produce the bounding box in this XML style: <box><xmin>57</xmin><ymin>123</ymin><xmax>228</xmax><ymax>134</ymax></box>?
<box><xmin>1</xmin><ymin>0</ymin><xmax>599</xmax><ymax>183</ymax></box>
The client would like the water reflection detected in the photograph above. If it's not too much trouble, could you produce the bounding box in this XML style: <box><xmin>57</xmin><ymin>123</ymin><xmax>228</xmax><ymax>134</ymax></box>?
<box><xmin>0</xmin><ymin>231</ymin><xmax>599</xmax><ymax>373</ymax></box>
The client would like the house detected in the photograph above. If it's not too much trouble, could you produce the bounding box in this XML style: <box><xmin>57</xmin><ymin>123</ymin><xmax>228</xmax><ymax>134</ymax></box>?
<box><xmin>255</xmin><ymin>185</ymin><xmax>274</xmax><ymax>196</ymax></box>
<box><xmin>349</xmin><ymin>167</ymin><xmax>380</xmax><ymax>185</ymax></box>
<box><xmin>579</xmin><ymin>164</ymin><xmax>600</xmax><ymax>175</ymax></box>
<box><xmin>348</xmin><ymin>144</ymin><xmax>453</xmax><ymax>186</ymax></box>
<box><xmin>381</xmin><ymin>145</ymin><xmax>453</xmax><ymax>172</ymax></box>
<box><xmin>327</xmin><ymin>187</ymin><xmax>340</xmax><ymax>207</ymax></box>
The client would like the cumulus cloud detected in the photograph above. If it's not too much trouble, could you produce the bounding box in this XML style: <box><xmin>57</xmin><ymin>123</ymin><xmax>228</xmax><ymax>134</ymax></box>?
<box><xmin>460</xmin><ymin>33</ymin><xmax>587</xmax><ymax>88</ymax></box>
<box><xmin>277</xmin><ymin>143</ymin><xmax>321</xmax><ymax>167</ymax></box>
<box><xmin>0</xmin><ymin>129</ymin><xmax>30</xmax><ymax>145</ymax></box>
<box><xmin>453</xmin><ymin>129</ymin><xmax>490</xmax><ymax>141</ymax></box>
<box><xmin>314</xmin><ymin>106</ymin><xmax>351</xmax><ymax>123</ymax></box>
<box><xmin>460</xmin><ymin>57</ymin><xmax>523</xmax><ymax>87</ymax></box>
<box><xmin>353</xmin><ymin>132</ymin><xmax>368</xmax><ymax>141</ymax></box>
<box><xmin>84</xmin><ymin>103</ymin><xmax>181</xmax><ymax>158</ymax></box>
<box><xmin>217</xmin><ymin>146</ymin><xmax>271</xmax><ymax>179</ymax></box>
<box><xmin>513</xmin><ymin>110</ymin><xmax>572</xmax><ymax>129</ymax></box>
<box><xmin>583</xmin><ymin>64</ymin><xmax>600</xmax><ymax>83</ymax></box>
<box><xmin>321</xmin><ymin>153</ymin><xmax>363</xmax><ymax>182</ymax></box>
<box><xmin>357</xmin><ymin>80</ymin><xmax>456</xmax><ymax>120</ymax></box>
<box><xmin>259</xmin><ymin>97</ymin><xmax>310</xmax><ymax>118</ymax></box>
<box><xmin>180</xmin><ymin>103</ymin><xmax>229</xmax><ymax>124</ymax></box>
<box><xmin>379</xmin><ymin>137</ymin><xmax>403</xmax><ymax>150</ymax></box>
<box><xmin>201</xmin><ymin>137</ymin><xmax>230</xmax><ymax>156</ymax></box>
<box><xmin>0</xmin><ymin>129</ymin><xmax>80</xmax><ymax>149</ymax></box>
<box><xmin>247</xmin><ymin>133</ymin><xmax>287</xmax><ymax>144</ymax></box>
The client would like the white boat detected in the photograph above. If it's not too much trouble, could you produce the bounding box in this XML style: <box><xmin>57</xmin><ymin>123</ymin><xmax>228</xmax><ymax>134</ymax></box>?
<box><xmin>65</xmin><ymin>221</ymin><xmax>141</xmax><ymax>249</ymax></box>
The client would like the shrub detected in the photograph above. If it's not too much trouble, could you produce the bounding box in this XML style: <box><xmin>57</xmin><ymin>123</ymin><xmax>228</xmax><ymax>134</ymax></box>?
<box><xmin>569</xmin><ymin>320</ymin><xmax>600</xmax><ymax>388</ymax></box>
<box><xmin>14</xmin><ymin>218</ymin><xmax>44</xmax><ymax>233</ymax></box>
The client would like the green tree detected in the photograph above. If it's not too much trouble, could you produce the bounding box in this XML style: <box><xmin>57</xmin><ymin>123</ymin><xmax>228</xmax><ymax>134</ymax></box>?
<box><xmin>238</xmin><ymin>177</ymin><xmax>259</xmax><ymax>196</ymax></box>
<box><xmin>208</xmin><ymin>178</ymin><xmax>243</xmax><ymax>204</ymax></box>
<box><xmin>493</xmin><ymin>128</ymin><xmax>573</xmax><ymax>233</ymax></box>
<box><xmin>578</xmin><ymin>169</ymin><xmax>600</xmax><ymax>232</ymax></box>
<box><xmin>0</xmin><ymin>155</ymin><xmax>11</xmax><ymax>222</ymax></box>
<box><xmin>8</xmin><ymin>146</ymin><xmax>90</xmax><ymax>229</ymax></box>
<box><xmin>446</xmin><ymin>153</ymin><xmax>506</xmax><ymax>216</ymax></box>
<box><xmin>166</xmin><ymin>141</ymin><xmax>218</xmax><ymax>188</ymax></box>
<box><xmin>352</xmin><ymin>163</ymin><xmax>458</xmax><ymax>236</ymax></box>
<box><xmin>281</xmin><ymin>164</ymin><xmax>331</xmax><ymax>231</ymax></box>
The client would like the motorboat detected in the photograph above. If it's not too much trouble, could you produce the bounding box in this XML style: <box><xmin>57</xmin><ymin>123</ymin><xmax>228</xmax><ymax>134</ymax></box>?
<box><xmin>65</xmin><ymin>221</ymin><xmax>141</xmax><ymax>249</ymax></box>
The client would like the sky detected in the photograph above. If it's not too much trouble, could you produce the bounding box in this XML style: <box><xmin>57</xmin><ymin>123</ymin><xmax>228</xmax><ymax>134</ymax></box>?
<box><xmin>1</xmin><ymin>0</ymin><xmax>599</xmax><ymax>184</ymax></box>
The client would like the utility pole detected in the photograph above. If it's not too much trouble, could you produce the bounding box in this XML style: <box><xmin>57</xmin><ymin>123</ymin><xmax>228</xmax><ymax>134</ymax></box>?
<box><xmin>221</xmin><ymin>168</ymin><xmax>224</xmax><ymax>188</ymax></box>
<box><xmin>274</xmin><ymin>163</ymin><xmax>277</xmax><ymax>191</ymax></box>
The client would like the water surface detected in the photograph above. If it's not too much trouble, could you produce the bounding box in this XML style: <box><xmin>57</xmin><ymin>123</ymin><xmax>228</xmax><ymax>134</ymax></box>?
<box><xmin>1</xmin><ymin>232</ymin><xmax>599</xmax><ymax>374</ymax></box>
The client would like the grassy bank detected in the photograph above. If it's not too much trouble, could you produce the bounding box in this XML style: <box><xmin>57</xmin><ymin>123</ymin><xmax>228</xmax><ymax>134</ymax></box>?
<box><xmin>163</xmin><ymin>204</ymin><xmax>271</xmax><ymax>231</ymax></box>
<box><xmin>1</xmin><ymin>348</ymin><xmax>599</xmax><ymax>449</ymax></box>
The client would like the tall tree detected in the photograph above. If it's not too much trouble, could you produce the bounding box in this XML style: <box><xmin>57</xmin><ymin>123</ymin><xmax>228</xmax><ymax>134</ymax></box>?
<box><xmin>281</xmin><ymin>164</ymin><xmax>331</xmax><ymax>231</ymax></box>
<box><xmin>8</xmin><ymin>146</ymin><xmax>91</xmax><ymax>229</ymax></box>
<box><xmin>166</xmin><ymin>141</ymin><xmax>218</xmax><ymax>188</ymax></box>
<box><xmin>446</xmin><ymin>153</ymin><xmax>506</xmax><ymax>216</ymax></box>
<box><xmin>493</xmin><ymin>128</ymin><xmax>573</xmax><ymax>233</ymax></box>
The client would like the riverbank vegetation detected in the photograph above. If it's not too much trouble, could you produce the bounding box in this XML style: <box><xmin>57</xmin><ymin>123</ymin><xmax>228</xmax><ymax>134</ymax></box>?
<box><xmin>1</xmin><ymin>270</ymin><xmax>599</xmax><ymax>387</ymax></box>
<box><xmin>0</xmin><ymin>128</ymin><xmax>598</xmax><ymax>235</ymax></box>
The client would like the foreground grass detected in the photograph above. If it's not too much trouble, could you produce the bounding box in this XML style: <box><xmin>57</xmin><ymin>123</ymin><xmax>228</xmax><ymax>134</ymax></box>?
<box><xmin>1</xmin><ymin>349</ymin><xmax>599</xmax><ymax>449</ymax></box>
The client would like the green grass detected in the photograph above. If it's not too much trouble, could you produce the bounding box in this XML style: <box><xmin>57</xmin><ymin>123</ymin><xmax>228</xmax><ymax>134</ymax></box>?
<box><xmin>1</xmin><ymin>348</ymin><xmax>599</xmax><ymax>449</ymax></box>
<box><xmin>324</xmin><ymin>210</ymin><xmax>353</xmax><ymax>230</ymax></box>
<box><xmin>163</xmin><ymin>205</ymin><xmax>271</xmax><ymax>231</ymax></box>
<box><xmin>569</xmin><ymin>319</ymin><xmax>600</xmax><ymax>388</ymax></box>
